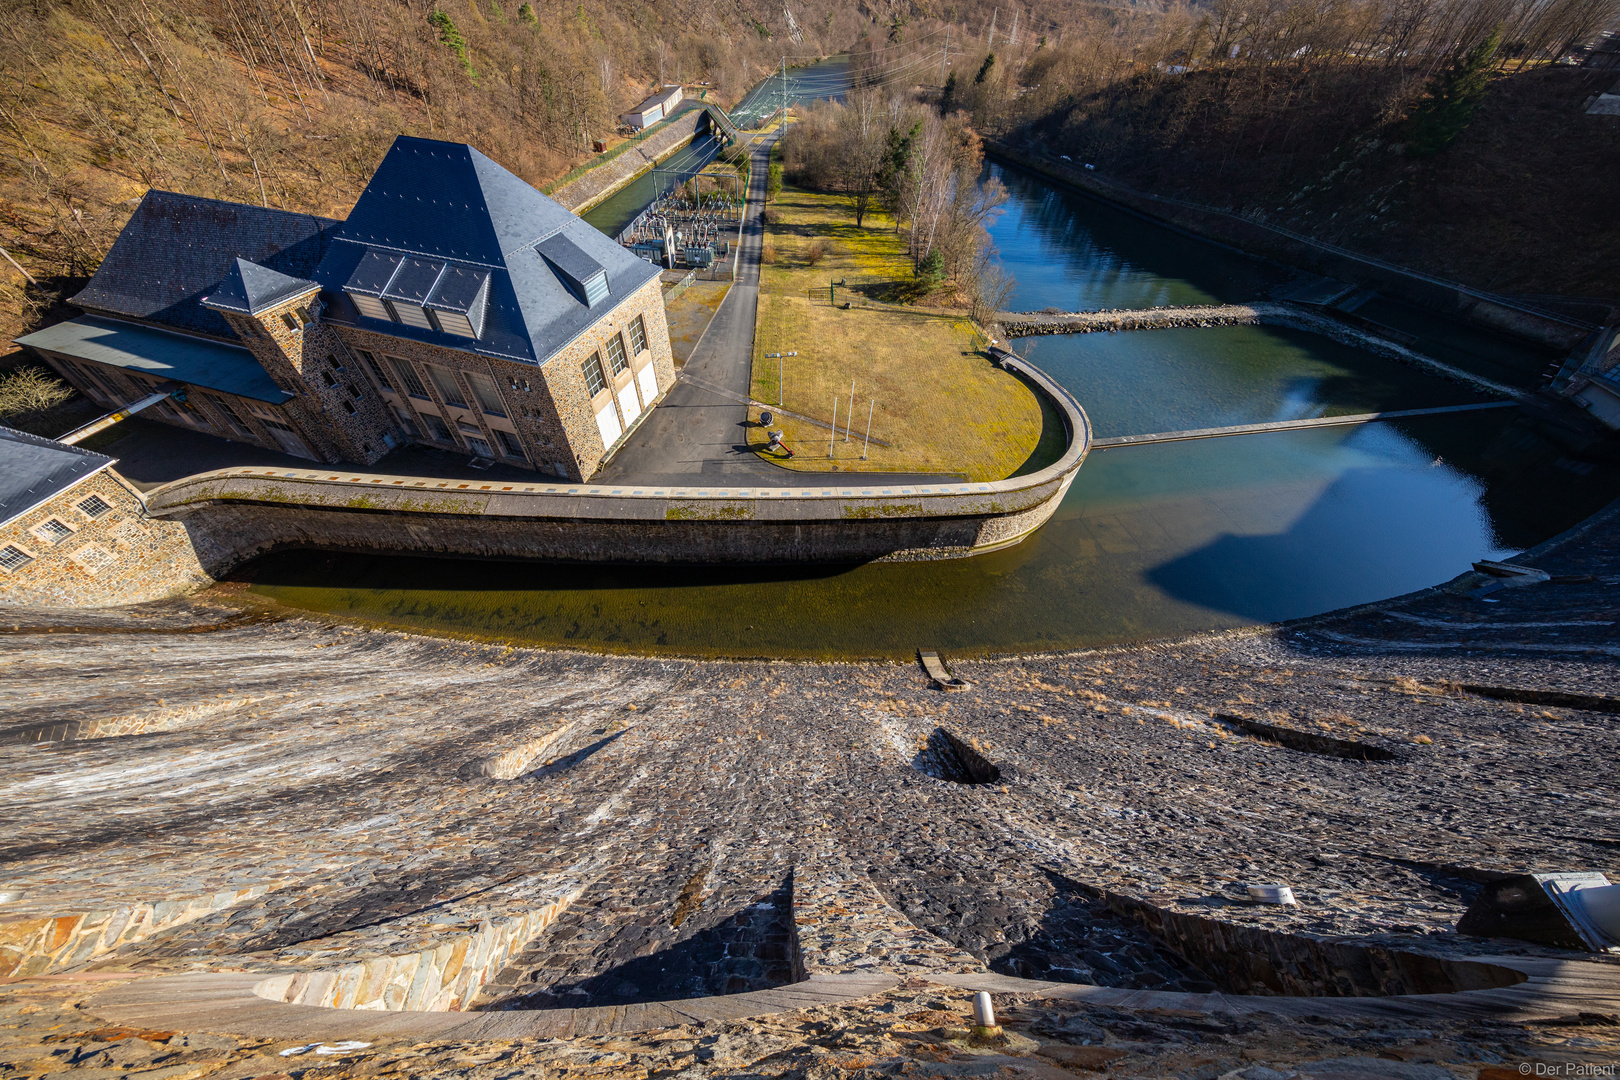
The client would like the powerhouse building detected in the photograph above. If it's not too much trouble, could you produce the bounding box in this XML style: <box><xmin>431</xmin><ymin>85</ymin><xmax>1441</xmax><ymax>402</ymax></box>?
<box><xmin>15</xmin><ymin>136</ymin><xmax>676</xmax><ymax>481</ymax></box>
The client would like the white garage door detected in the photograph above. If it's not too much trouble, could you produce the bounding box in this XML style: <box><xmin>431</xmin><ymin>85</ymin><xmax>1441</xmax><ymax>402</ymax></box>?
<box><xmin>617</xmin><ymin>380</ymin><xmax>642</xmax><ymax>425</ymax></box>
<box><xmin>594</xmin><ymin>402</ymin><xmax>622</xmax><ymax>447</ymax></box>
<box><xmin>636</xmin><ymin>363</ymin><xmax>658</xmax><ymax>407</ymax></box>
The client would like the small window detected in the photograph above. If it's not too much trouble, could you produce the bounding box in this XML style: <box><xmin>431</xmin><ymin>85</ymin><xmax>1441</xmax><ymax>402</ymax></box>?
<box><xmin>428</xmin><ymin>366</ymin><xmax>469</xmax><ymax>409</ymax></box>
<box><xmin>604</xmin><ymin>333</ymin><xmax>628</xmax><ymax>375</ymax></box>
<box><xmin>628</xmin><ymin>314</ymin><xmax>648</xmax><ymax>354</ymax></box>
<box><xmin>322</xmin><ymin>370</ymin><xmax>338</xmax><ymax>388</ymax></box>
<box><xmin>466</xmin><ymin>372</ymin><xmax>507</xmax><ymax>417</ymax></box>
<box><xmin>390</xmin><ymin>358</ymin><xmax>429</xmax><ymax>399</ymax></box>
<box><xmin>358</xmin><ymin>350</ymin><xmax>392</xmax><ymax>391</ymax></box>
<box><xmin>351</xmin><ymin>294</ymin><xmax>394</xmax><ymax>322</ymax></box>
<box><xmin>390</xmin><ymin>301</ymin><xmax>436</xmax><ymax>331</ymax></box>
<box><xmin>422</xmin><ymin>413</ymin><xmax>453</xmax><ymax>442</ymax></box>
<box><xmin>582</xmin><ymin>352</ymin><xmax>606</xmax><ymax>396</ymax></box>
<box><xmin>32</xmin><ymin>518</ymin><xmax>73</xmax><ymax>545</ymax></box>
<box><xmin>77</xmin><ymin>494</ymin><xmax>113</xmax><ymax>518</ymax></box>
<box><xmin>282</xmin><ymin>312</ymin><xmax>300</xmax><ymax>331</ymax></box>
<box><xmin>0</xmin><ymin>545</ymin><xmax>32</xmax><ymax>572</ymax></box>
<box><xmin>496</xmin><ymin>429</ymin><xmax>526</xmax><ymax>459</ymax></box>
<box><xmin>295</xmin><ymin>306</ymin><xmax>313</xmax><ymax>325</ymax></box>
<box><xmin>342</xmin><ymin>399</ymin><xmax>356</xmax><ymax>414</ymax></box>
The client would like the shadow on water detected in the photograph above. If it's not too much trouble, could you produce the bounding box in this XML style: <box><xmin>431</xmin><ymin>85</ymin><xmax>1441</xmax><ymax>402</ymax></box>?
<box><xmin>238</xmin><ymin>550</ymin><xmax>862</xmax><ymax>593</ymax></box>
<box><xmin>1146</xmin><ymin>464</ymin><xmax>1496</xmax><ymax>623</ymax></box>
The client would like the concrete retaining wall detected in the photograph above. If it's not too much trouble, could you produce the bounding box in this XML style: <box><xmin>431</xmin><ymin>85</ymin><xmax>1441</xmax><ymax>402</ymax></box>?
<box><xmin>987</xmin><ymin>143</ymin><xmax>1594</xmax><ymax>352</ymax></box>
<box><xmin>142</xmin><ymin>356</ymin><xmax>1089</xmax><ymax>571</ymax></box>
<box><xmin>550</xmin><ymin>108</ymin><xmax>709</xmax><ymax>215</ymax></box>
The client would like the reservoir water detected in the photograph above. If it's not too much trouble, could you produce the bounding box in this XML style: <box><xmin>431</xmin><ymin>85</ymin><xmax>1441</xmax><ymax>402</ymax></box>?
<box><xmin>241</xmin><ymin>117</ymin><xmax>1620</xmax><ymax>658</ymax></box>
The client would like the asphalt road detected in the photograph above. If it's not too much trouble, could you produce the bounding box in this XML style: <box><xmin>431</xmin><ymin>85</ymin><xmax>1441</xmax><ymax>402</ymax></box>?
<box><xmin>593</xmin><ymin>133</ymin><xmax>952</xmax><ymax>488</ymax></box>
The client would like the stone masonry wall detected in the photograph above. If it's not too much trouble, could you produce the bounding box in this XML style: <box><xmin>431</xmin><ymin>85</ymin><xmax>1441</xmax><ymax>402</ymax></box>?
<box><xmin>0</xmin><ymin>469</ymin><xmax>212</xmax><ymax>608</ymax></box>
<box><xmin>334</xmin><ymin>275</ymin><xmax>674</xmax><ymax>481</ymax></box>
<box><xmin>224</xmin><ymin>294</ymin><xmax>398</xmax><ymax>466</ymax></box>
<box><xmin>0</xmin><ymin>883</ymin><xmax>282</xmax><ymax>979</ymax></box>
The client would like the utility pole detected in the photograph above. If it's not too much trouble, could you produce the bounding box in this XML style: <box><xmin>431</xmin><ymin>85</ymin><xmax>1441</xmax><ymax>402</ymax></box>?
<box><xmin>986</xmin><ymin>8</ymin><xmax>997</xmax><ymax>48</ymax></box>
<box><xmin>940</xmin><ymin>28</ymin><xmax>949</xmax><ymax>85</ymax></box>
<box><xmin>781</xmin><ymin>55</ymin><xmax>787</xmax><ymax>127</ymax></box>
<box><xmin>1008</xmin><ymin>7</ymin><xmax>1018</xmax><ymax>47</ymax></box>
<box><xmin>846</xmin><ymin>379</ymin><xmax>855</xmax><ymax>441</ymax></box>
<box><xmin>862</xmin><ymin>400</ymin><xmax>874</xmax><ymax>459</ymax></box>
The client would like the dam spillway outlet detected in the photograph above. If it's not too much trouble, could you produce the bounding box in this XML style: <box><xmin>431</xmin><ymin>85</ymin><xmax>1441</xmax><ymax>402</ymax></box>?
<box><xmin>913</xmin><ymin>727</ymin><xmax>1003</xmax><ymax>785</ymax></box>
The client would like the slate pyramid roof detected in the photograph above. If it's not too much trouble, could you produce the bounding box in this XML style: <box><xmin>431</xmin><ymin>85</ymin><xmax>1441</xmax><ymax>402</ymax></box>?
<box><xmin>313</xmin><ymin>136</ymin><xmax>661</xmax><ymax>366</ymax></box>
<box><xmin>201</xmin><ymin>257</ymin><xmax>318</xmax><ymax>316</ymax></box>
<box><xmin>73</xmin><ymin>191</ymin><xmax>337</xmax><ymax>340</ymax></box>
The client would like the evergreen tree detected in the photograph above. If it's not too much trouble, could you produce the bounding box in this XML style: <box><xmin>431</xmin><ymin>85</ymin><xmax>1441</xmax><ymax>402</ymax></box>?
<box><xmin>975</xmin><ymin>53</ymin><xmax>996</xmax><ymax>84</ymax></box>
<box><xmin>429</xmin><ymin>8</ymin><xmax>477</xmax><ymax>77</ymax></box>
<box><xmin>1405</xmin><ymin>27</ymin><xmax>1501</xmax><ymax>156</ymax></box>
<box><xmin>517</xmin><ymin>2</ymin><xmax>538</xmax><ymax>24</ymax></box>
<box><xmin>940</xmin><ymin>71</ymin><xmax>958</xmax><ymax>115</ymax></box>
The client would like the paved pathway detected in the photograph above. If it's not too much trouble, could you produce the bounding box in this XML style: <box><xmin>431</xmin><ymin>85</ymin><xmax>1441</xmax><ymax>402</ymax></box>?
<box><xmin>593</xmin><ymin>135</ymin><xmax>953</xmax><ymax>488</ymax></box>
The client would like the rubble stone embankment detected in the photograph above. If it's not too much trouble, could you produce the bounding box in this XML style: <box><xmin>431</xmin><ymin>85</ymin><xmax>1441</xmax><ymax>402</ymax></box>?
<box><xmin>0</xmin><ymin>500</ymin><xmax>1617</xmax><ymax>1077</ymax></box>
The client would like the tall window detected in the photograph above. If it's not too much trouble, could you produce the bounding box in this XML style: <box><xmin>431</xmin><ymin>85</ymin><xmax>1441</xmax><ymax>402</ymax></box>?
<box><xmin>582</xmin><ymin>352</ymin><xmax>606</xmax><ymax>396</ymax></box>
<box><xmin>604</xmin><ymin>333</ymin><xmax>628</xmax><ymax>375</ymax></box>
<box><xmin>356</xmin><ymin>349</ymin><xmax>392</xmax><ymax>391</ymax></box>
<box><xmin>628</xmin><ymin>314</ymin><xmax>648</xmax><ymax>355</ymax></box>
<box><xmin>392</xmin><ymin>407</ymin><xmax>419</xmax><ymax>438</ymax></box>
<box><xmin>390</xmin><ymin>357</ymin><xmax>429</xmax><ymax>399</ymax></box>
<box><xmin>466</xmin><ymin>372</ymin><xmax>507</xmax><ymax>417</ymax></box>
<box><xmin>496</xmin><ymin>430</ymin><xmax>526</xmax><ymax>459</ymax></box>
<box><xmin>422</xmin><ymin>413</ymin><xmax>454</xmax><ymax>442</ymax></box>
<box><xmin>212</xmin><ymin>399</ymin><xmax>252</xmax><ymax>436</ymax></box>
<box><xmin>428</xmin><ymin>365</ymin><xmax>468</xmax><ymax>408</ymax></box>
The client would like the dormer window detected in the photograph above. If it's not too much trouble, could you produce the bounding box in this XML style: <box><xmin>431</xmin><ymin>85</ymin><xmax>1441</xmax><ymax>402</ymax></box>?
<box><xmin>343</xmin><ymin>249</ymin><xmax>490</xmax><ymax>339</ymax></box>
<box><xmin>537</xmin><ymin>232</ymin><xmax>609</xmax><ymax>307</ymax></box>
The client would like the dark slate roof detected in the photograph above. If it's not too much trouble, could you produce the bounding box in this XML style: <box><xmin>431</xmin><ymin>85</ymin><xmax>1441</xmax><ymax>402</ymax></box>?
<box><xmin>201</xmin><ymin>258</ymin><xmax>319</xmax><ymax>316</ymax></box>
<box><xmin>74</xmin><ymin>191</ymin><xmax>338</xmax><ymax>339</ymax></box>
<box><xmin>0</xmin><ymin>424</ymin><xmax>114</xmax><ymax>530</ymax></box>
<box><xmin>15</xmin><ymin>316</ymin><xmax>294</xmax><ymax>404</ymax></box>
<box><xmin>313</xmin><ymin>136</ymin><xmax>661</xmax><ymax>366</ymax></box>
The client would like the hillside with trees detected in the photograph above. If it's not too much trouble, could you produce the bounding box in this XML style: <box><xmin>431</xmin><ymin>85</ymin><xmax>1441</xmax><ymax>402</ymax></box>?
<box><xmin>944</xmin><ymin>0</ymin><xmax>1620</xmax><ymax>301</ymax></box>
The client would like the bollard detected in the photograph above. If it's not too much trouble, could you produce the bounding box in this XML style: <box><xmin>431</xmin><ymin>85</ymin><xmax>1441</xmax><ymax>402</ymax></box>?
<box><xmin>970</xmin><ymin>991</ymin><xmax>1001</xmax><ymax>1039</ymax></box>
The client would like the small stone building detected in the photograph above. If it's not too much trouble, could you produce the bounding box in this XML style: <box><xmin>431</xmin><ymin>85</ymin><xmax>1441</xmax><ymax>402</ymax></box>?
<box><xmin>14</xmin><ymin>136</ymin><xmax>676</xmax><ymax>481</ymax></box>
<box><xmin>0</xmin><ymin>426</ymin><xmax>209</xmax><ymax>607</ymax></box>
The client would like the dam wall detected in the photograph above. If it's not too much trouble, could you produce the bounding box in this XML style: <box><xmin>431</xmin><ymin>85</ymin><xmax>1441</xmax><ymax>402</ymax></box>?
<box><xmin>140</xmin><ymin>356</ymin><xmax>1089</xmax><ymax>576</ymax></box>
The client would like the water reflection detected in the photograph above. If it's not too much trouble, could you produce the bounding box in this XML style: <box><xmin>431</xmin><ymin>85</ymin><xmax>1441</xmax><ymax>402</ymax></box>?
<box><xmin>241</xmin><ymin>152</ymin><xmax>1620</xmax><ymax>657</ymax></box>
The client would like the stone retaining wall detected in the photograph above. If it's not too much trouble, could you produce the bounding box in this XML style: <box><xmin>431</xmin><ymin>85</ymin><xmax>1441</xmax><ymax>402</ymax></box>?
<box><xmin>1002</xmin><ymin>301</ymin><xmax>1527</xmax><ymax>401</ymax></box>
<box><xmin>0</xmin><ymin>884</ymin><xmax>282</xmax><ymax>978</ymax></box>
<box><xmin>140</xmin><ymin>356</ymin><xmax>1089</xmax><ymax>570</ymax></box>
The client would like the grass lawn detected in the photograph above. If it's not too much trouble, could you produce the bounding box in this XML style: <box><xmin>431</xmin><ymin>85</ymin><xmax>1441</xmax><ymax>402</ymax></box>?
<box><xmin>748</xmin><ymin>185</ymin><xmax>1055</xmax><ymax>482</ymax></box>
<box><xmin>662</xmin><ymin>280</ymin><xmax>731</xmax><ymax>366</ymax></box>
